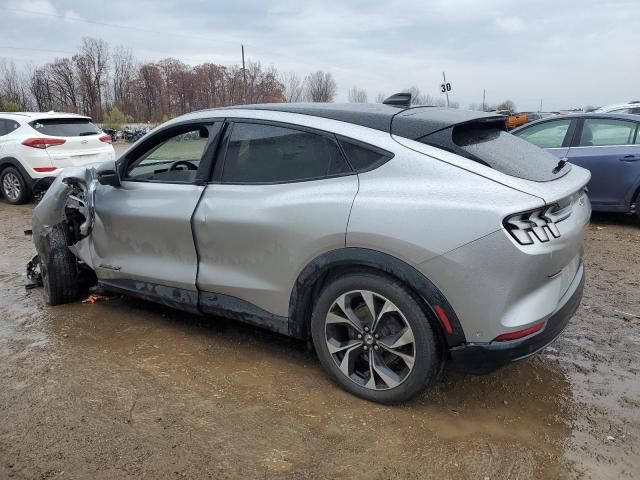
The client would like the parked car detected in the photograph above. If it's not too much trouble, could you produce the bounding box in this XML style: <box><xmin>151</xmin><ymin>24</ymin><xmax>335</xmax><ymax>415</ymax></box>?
<box><xmin>493</xmin><ymin>109</ymin><xmax>529</xmax><ymax>129</ymax></box>
<box><xmin>523</xmin><ymin>112</ymin><xmax>555</xmax><ymax>122</ymax></box>
<box><xmin>32</xmin><ymin>100</ymin><xmax>590</xmax><ymax>403</ymax></box>
<box><xmin>513</xmin><ymin>113</ymin><xmax>640</xmax><ymax>222</ymax></box>
<box><xmin>0</xmin><ymin>112</ymin><xmax>116</xmax><ymax>204</ymax></box>
<box><xmin>594</xmin><ymin>102</ymin><xmax>640</xmax><ymax>115</ymax></box>
<box><xmin>102</xmin><ymin>128</ymin><xmax>118</xmax><ymax>142</ymax></box>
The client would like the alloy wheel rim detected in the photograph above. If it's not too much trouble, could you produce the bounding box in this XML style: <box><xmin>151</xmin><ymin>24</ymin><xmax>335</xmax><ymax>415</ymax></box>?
<box><xmin>324</xmin><ymin>290</ymin><xmax>416</xmax><ymax>391</ymax></box>
<box><xmin>2</xmin><ymin>173</ymin><xmax>21</xmax><ymax>201</ymax></box>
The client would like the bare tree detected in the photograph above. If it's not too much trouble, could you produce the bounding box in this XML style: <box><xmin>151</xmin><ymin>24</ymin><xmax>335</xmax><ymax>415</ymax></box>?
<box><xmin>280</xmin><ymin>71</ymin><xmax>304</xmax><ymax>103</ymax></box>
<box><xmin>0</xmin><ymin>59</ymin><xmax>31</xmax><ymax>109</ymax></box>
<box><xmin>304</xmin><ymin>71</ymin><xmax>337</xmax><ymax>102</ymax></box>
<box><xmin>348</xmin><ymin>86</ymin><xmax>367</xmax><ymax>103</ymax></box>
<box><xmin>11</xmin><ymin>36</ymin><xmax>286</xmax><ymax>121</ymax></box>
<box><xmin>496</xmin><ymin>100</ymin><xmax>516</xmax><ymax>112</ymax></box>
<box><xmin>111</xmin><ymin>46</ymin><xmax>136</xmax><ymax>110</ymax></box>
<box><xmin>404</xmin><ymin>86</ymin><xmax>429</xmax><ymax>105</ymax></box>
<box><xmin>48</xmin><ymin>58</ymin><xmax>78</xmax><ymax>111</ymax></box>
<box><xmin>75</xmin><ymin>37</ymin><xmax>109</xmax><ymax>118</ymax></box>
<box><xmin>375</xmin><ymin>92</ymin><xmax>386</xmax><ymax>103</ymax></box>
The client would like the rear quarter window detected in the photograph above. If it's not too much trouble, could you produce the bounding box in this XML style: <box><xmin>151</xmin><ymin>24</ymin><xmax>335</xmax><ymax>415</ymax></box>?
<box><xmin>338</xmin><ymin>139</ymin><xmax>393</xmax><ymax>172</ymax></box>
<box><xmin>30</xmin><ymin>118</ymin><xmax>100</xmax><ymax>137</ymax></box>
<box><xmin>0</xmin><ymin>119</ymin><xmax>20</xmax><ymax>136</ymax></box>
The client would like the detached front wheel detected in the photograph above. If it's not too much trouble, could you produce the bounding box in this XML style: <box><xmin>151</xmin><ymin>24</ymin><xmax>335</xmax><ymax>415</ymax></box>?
<box><xmin>311</xmin><ymin>272</ymin><xmax>440</xmax><ymax>404</ymax></box>
<box><xmin>41</xmin><ymin>225</ymin><xmax>80</xmax><ymax>305</ymax></box>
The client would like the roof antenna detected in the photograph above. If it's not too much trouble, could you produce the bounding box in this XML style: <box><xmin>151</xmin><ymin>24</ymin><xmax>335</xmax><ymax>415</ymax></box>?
<box><xmin>383</xmin><ymin>92</ymin><xmax>412</xmax><ymax>107</ymax></box>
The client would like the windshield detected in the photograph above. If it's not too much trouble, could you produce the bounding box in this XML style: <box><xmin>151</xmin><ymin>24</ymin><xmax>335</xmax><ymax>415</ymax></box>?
<box><xmin>30</xmin><ymin>118</ymin><xmax>100</xmax><ymax>137</ymax></box>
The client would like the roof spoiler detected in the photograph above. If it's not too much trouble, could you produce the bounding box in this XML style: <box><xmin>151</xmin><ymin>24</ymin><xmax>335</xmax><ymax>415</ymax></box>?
<box><xmin>383</xmin><ymin>92</ymin><xmax>412</xmax><ymax>107</ymax></box>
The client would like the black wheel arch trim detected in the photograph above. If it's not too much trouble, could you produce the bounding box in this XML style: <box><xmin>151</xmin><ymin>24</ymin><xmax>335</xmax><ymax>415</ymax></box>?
<box><xmin>0</xmin><ymin>156</ymin><xmax>33</xmax><ymax>185</ymax></box>
<box><xmin>288</xmin><ymin>247</ymin><xmax>467</xmax><ymax>346</ymax></box>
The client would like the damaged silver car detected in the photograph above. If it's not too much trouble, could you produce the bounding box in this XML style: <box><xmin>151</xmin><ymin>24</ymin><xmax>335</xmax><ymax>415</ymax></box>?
<box><xmin>32</xmin><ymin>97</ymin><xmax>591</xmax><ymax>403</ymax></box>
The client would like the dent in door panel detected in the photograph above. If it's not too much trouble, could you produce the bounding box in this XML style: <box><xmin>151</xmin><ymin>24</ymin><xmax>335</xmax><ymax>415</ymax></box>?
<box><xmin>193</xmin><ymin>176</ymin><xmax>358</xmax><ymax>317</ymax></box>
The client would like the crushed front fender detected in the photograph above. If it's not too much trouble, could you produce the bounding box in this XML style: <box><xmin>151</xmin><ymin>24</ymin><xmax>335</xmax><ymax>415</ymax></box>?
<box><xmin>32</xmin><ymin>166</ymin><xmax>98</xmax><ymax>268</ymax></box>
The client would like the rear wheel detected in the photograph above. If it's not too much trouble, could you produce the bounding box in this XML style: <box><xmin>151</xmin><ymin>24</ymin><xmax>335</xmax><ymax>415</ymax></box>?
<box><xmin>311</xmin><ymin>272</ymin><xmax>440</xmax><ymax>404</ymax></box>
<box><xmin>1</xmin><ymin>166</ymin><xmax>31</xmax><ymax>205</ymax></box>
<box><xmin>41</xmin><ymin>225</ymin><xmax>80</xmax><ymax>305</ymax></box>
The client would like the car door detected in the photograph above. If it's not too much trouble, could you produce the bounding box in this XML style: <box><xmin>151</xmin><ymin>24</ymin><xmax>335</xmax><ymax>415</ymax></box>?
<box><xmin>192</xmin><ymin>120</ymin><xmax>358</xmax><ymax>328</ymax></box>
<box><xmin>512</xmin><ymin>118</ymin><xmax>575</xmax><ymax>159</ymax></box>
<box><xmin>88</xmin><ymin>120</ymin><xmax>222</xmax><ymax>310</ymax></box>
<box><xmin>565</xmin><ymin>118</ymin><xmax>640</xmax><ymax>208</ymax></box>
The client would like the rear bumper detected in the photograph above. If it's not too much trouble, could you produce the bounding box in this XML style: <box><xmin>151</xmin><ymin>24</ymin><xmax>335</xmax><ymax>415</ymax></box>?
<box><xmin>449</xmin><ymin>261</ymin><xmax>584</xmax><ymax>374</ymax></box>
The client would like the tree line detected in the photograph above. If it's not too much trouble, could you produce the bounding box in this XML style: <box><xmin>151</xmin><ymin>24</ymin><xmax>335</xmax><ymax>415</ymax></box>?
<box><xmin>1</xmin><ymin>37</ymin><xmax>494</xmax><ymax>123</ymax></box>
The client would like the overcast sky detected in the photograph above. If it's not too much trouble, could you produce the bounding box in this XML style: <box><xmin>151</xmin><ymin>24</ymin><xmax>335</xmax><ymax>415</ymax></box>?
<box><xmin>1</xmin><ymin>0</ymin><xmax>638</xmax><ymax>111</ymax></box>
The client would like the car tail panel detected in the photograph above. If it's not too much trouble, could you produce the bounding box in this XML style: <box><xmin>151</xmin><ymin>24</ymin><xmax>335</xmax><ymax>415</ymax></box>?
<box><xmin>28</xmin><ymin>117</ymin><xmax>115</xmax><ymax>167</ymax></box>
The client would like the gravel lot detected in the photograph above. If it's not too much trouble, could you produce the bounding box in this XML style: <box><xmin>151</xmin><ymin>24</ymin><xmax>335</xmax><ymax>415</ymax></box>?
<box><xmin>0</xmin><ymin>194</ymin><xmax>638</xmax><ymax>479</ymax></box>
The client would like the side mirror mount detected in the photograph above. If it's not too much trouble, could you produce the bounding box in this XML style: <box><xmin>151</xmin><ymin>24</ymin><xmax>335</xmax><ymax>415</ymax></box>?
<box><xmin>96</xmin><ymin>161</ymin><xmax>120</xmax><ymax>187</ymax></box>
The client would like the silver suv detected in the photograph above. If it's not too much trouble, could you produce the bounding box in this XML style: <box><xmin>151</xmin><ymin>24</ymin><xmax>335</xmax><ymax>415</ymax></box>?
<box><xmin>32</xmin><ymin>99</ymin><xmax>591</xmax><ymax>403</ymax></box>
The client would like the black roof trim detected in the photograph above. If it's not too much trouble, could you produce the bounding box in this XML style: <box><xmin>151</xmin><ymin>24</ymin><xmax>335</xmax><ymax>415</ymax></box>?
<box><xmin>218</xmin><ymin>103</ymin><xmax>506</xmax><ymax>140</ymax></box>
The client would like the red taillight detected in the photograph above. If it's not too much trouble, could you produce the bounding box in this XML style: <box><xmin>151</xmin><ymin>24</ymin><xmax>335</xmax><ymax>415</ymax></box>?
<box><xmin>433</xmin><ymin>305</ymin><xmax>453</xmax><ymax>335</ymax></box>
<box><xmin>22</xmin><ymin>137</ymin><xmax>66</xmax><ymax>149</ymax></box>
<box><xmin>34</xmin><ymin>167</ymin><xmax>57</xmax><ymax>173</ymax></box>
<box><xmin>99</xmin><ymin>134</ymin><xmax>112</xmax><ymax>144</ymax></box>
<box><xmin>494</xmin><ymin>322</ymin><xmax>544</xmax><ymax>342</ymax></box>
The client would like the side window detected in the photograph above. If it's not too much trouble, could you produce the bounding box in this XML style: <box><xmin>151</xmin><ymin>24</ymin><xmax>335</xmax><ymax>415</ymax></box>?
<box><xmin>338</xmin><ymin>139</ymin><xmax>393</xmax><ymax>172</ymax></box>
<box><xmin>222</xmin><ymin>123</ymin><xmax>350</xmax><ymax>183</ymax></box>
<box><xmin>125</xmin><ymin>126</ymin><xmax>211</xmax><ymax>183</ymax></box>
<box><xmin>513</xmin><ymin>120</ymin><xmax>571</xmax><ymax>148</ymax></box>
<box><xmin>579</xmin><ymin>119</ymin><xmax>636</xmax><ymax>147</ymax></box>
<box><xmin>0</xmin><ymin>119</ymin><xmax>7</xmax><ymax>136</ymax></box>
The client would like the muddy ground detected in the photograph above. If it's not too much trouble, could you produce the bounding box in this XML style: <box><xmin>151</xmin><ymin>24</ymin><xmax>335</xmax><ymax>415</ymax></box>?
<box><xmin>0</xmin><ymin>199</ymin><xmax>638</xmax><ymax>480</ymax></box>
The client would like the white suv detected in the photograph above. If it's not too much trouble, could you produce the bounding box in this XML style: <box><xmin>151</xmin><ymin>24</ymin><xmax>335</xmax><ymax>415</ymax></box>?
<box><xmin>0</xmin><ymin>112</ymin><xmax>116</xmax><ymax>204</ymax></box>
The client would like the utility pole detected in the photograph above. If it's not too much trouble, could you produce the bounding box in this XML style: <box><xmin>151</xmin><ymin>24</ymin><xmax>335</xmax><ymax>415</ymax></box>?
<box><xmin>442</xmin><ymin>71</ymin><xmax>450</xmax><ymax>108</ymax></box>
<box><xmin>241</xmin><ymin>44</ymin><xmax>247</xmax><ymax>104</ymax></box>
<box><xmin>539</xmin><ymin>98</ymin><xmax>543</xmax><ymax>112</ymax></box>
<box><xmin>482</xmin><ymin>88</ymin><xmax>486</xmax><ymax>112</ymax></box>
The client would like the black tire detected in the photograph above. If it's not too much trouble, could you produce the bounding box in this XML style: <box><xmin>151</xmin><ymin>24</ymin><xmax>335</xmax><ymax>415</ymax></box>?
<box><xmin>41</xmin><ymin>225</ymin><xmax>80</xmax><ymax>305</ymax></box>
<box><xmin>311</xmin><ymin>271</ymin><xmax>440</xmax><ymax>404</ymax></box>
<box><xmin>0</xmin><ymin>166</ymin><xmax>32</xmax><ymax>205</ymax></box>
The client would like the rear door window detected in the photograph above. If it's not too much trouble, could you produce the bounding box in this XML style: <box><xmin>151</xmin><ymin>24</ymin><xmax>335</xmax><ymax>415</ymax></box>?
<box><xmin>579</xmin><ymin>119</ymin><xmax>637</xmax><ymax>146</ymax></box>
<box><xmin>29</xmin><ymin>118</ymin><xmax>100</xmax><ymax>137</ymax></box>
<box><xmin>513</xmin><ymin>119</ymin><xmax>572</xmax><ymax>148</ymax></box>
<box><xmin>222</xmin><ymin>123</ymin><xmax>350</xmax><ymax>183</ymax></box>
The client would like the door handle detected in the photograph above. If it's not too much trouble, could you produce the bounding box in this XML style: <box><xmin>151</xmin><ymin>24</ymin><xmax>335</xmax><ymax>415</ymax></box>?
<box><xmin>620</xmin><ymin>155</ymin><xmax>640</xmax><ymax>162</ymax></box>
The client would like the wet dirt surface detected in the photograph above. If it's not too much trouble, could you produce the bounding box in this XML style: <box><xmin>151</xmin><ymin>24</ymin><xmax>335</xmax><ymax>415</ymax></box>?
<box><xmin>0</xmin><ymin>199</ymin><xmax>638</xmax><ymax>479</ymax></box>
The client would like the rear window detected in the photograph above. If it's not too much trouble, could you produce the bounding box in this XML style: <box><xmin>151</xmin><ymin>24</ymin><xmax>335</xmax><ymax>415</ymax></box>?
<box><xmin>29</xmin><ymin>118</ymin><xmax>100</xmax><ymax>137</ymax></box>
<box><xmin>419</xmin><ymin>122</ymin><xmax>570</xmax><ymax>182</ymax></box>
